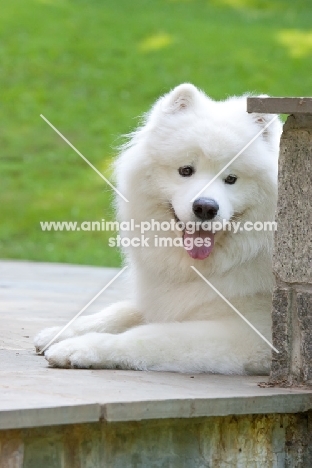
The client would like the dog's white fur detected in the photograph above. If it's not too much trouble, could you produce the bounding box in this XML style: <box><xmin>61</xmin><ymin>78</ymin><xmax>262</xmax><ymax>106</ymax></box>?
<box><xmin>35</xmin><ymin>84</ymin><xmax>281</xmax><ymax>374</ymax></box>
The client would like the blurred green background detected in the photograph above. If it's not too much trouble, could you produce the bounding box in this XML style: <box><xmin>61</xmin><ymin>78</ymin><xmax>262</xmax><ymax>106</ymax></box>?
<box><xmin>1</xmin><ymin>0</ymin><xmax>311</xmax><ymax>267</ymax></box>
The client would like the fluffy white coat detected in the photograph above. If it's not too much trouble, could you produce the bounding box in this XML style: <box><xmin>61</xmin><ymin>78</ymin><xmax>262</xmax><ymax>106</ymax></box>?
<box><xmin>34</xmin><ymin>84</ymin><xmax>281</xmax><ymax>374</ymax></box>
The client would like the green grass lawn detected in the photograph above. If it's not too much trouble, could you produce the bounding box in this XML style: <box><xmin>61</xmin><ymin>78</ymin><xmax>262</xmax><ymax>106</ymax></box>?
<box><xmin>1</xmin><ymin>0</ymin><xmax>311</xmax><ymax>267</ymax></box>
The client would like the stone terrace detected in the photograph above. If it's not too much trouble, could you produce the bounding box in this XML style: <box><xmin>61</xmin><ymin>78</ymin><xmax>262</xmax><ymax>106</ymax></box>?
<box><xmin>1</xmin><ymin>260</ymin><xmax>312</xmax><ymax>467</ymax></box>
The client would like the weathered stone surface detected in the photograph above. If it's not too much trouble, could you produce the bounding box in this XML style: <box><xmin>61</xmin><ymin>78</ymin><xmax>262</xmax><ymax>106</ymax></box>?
<box><xmin>1</xmin><ymin>260</ymin><xmax>312</xmax><ymax>465</ymax></box>
<box><xmin>269</xmin><ymin>112</ymin><xmax>312</xmax><ymax>387</ymax></box>
<box><xmin>1</xmin><ymin>415</ymin><xmax>312</xmax><ymax>468</ymax></box>
<box><xmin>2</xmin><ymin>347</ymin><xmax>312</xmax><ymax>430</ymax></box>
<box><xmin>270</xmin><ymin>286</ymin><xmax>291</xmax><ymax>383</ymax></box>
<box><xmin>0</xmin><ymin>437</ymin><xmax>24</xmax><ymax>468</ymax></box>
<box><xmin>270</xmin><ymin>287</ymin><xmax>312</xmax><ymax>386</ymax></box>
<box><xmin>285</xmin><ymin>412</ymin><xmax>312</xmax><ymax>468</ymax></box>
<box><xmin>247</xmin><ymin>97</ymin><xmax>312</xmax><ymax>114</ymax></box>
<box><xmin>273</xmin><ymin>114</ymin><xmax>312</xmax><ymax>284</ymax></box>
<box><xmin>2</xmin><ymin>260</ymin><xmax>312</xmax><ymax>431</ymax></box>
<box><xmin>283</xmin><ymin>113</ymin><xmax>312</xmax><ymax>130</ymax></box>
<box><xmin>297</xmin><ymin>291</ymin><xmax>312</xmax><ymax>384</ymax></box>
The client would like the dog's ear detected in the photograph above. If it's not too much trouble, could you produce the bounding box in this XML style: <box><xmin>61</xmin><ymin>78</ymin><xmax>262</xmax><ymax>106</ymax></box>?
<box><xmin>162</xmin><ymin>83</ymin><xmax>200</xmax><ymax>113</ymax></box>
<box><xmin>249</xmin><ymin>95</ymin><xmax>282</xmax><ymax>141</ymax></box>
<box><xmin>252</xmin><ymin>112</ymin><xmax>282</xmax><ymax>142</ymax></box>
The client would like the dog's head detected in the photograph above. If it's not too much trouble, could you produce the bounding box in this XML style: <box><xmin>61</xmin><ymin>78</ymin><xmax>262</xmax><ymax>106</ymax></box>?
<box><xmin>116</xmin><ymin>84</ymin><xmax>282</xmax><ymax>261</ymax></box>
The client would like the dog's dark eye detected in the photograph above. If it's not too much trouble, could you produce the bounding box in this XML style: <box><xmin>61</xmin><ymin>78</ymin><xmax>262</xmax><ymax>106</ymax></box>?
<box><xmin>178</xmin><ymin>165</ymin><xmax>194</xmax><ymax>177</ymax></box>
<box><xmin>224</xmin><ymin>174</ymin><xmax>237</xmax><ymax>185</ymax></box>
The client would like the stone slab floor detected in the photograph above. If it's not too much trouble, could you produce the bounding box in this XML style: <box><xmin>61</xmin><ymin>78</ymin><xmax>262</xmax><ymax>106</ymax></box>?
<box><xmin>1</xmin><ymin>260</ymin><xmax>312</xmax><ymax>467</ymax></box>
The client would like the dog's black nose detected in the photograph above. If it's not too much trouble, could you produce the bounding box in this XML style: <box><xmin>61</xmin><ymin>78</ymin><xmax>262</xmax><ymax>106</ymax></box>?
<box><xmin>192</xmin><ymin>198</ymin><xmax>219</xmax><ymax>220</ymax></box>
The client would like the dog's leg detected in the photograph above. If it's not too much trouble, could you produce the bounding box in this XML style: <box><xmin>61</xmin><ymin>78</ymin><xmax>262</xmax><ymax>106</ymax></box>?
<box><xmin>34</xmin><ymin>301</ymin><xmax>143</xmax><ymax>353</ymax></box>
<box><xmin>44</xmin><ymin>320</ymin><xmax>270</xmax><ymax>375</ymax></box>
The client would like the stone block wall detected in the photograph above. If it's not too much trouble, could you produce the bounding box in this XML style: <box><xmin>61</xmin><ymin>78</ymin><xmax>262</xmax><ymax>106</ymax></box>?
<box><xmin>270</xmin><ymin>114</ymin><xmax>312</xmax><ymax>386</ymax></box>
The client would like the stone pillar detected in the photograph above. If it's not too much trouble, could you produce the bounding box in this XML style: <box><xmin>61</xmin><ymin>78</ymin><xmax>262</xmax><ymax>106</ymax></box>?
<box><xmin>247</xmin><ymin>98</ymin><xmax>312</xmax><ymax>387</ymax></box>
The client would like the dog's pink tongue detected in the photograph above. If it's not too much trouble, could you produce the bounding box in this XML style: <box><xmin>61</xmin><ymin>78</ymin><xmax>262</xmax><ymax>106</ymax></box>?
<box><xmin>183</xmin><ymin>229</ymin><xmax>214</xmax><ymax>260</ymax></box>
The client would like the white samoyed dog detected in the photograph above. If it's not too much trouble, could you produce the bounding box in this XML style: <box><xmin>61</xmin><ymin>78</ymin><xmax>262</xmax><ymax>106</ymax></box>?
<box><xmin>35</xmin><ymin>84</ymin><xmax>281</xmax><ymax>374</ymax></box>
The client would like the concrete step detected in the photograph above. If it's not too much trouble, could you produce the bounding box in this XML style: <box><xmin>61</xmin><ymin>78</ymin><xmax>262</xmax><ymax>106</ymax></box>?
<box><xmin>1</xmin><ymin>261</ymin><xmax>312</xmax><ymax>467</ymax></box>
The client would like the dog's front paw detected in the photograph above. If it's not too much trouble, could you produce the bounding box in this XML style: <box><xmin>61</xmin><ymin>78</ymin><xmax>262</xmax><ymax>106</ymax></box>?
<box><xmin>44</xmin><ymin>334</ymin><xmax>110</xmax><ymax>369</ymax></box>
<box><xmin>34</xmin><ymin>326</ymin><xmax>64</xmax><ymax>354</ymax></box>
